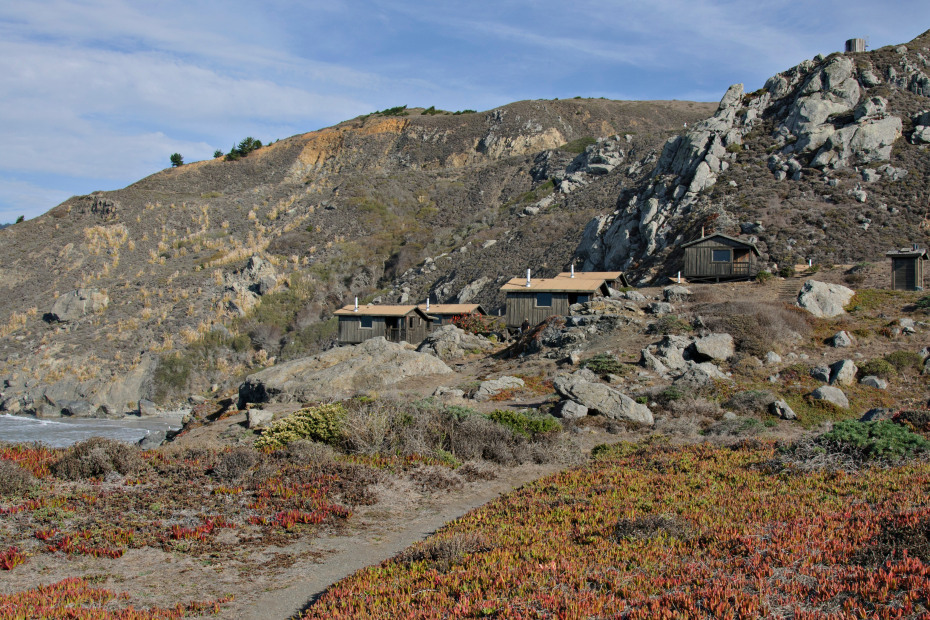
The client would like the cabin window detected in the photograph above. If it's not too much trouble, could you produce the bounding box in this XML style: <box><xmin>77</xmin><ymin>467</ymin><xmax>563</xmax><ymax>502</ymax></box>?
<box><xmin>360</xmin><ymin>316</ymin><xmax>373</xmax><ymax>329</ymax></box>
<box><xmin>577</xmin><ymin>294</ymin><xmax>589</xmax><ymax>303</ymax></box>
<box><xmin>711</xmin><ymin>249</ymin><xmax>731</xmax><ymax>263</ymax></box>
<box><xmin>535</xmin><ymin>292</ymin><xmax>552</xmax><ymax>307</ymax></box>
<box><xmin>409</xmin><ymin>317</ymin><xmax>415</xmax><ymax>327</ymax></box>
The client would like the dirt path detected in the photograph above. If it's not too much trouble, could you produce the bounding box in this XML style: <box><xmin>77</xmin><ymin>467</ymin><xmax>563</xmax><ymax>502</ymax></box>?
<box><xmin>231</xmin><ymin>462</ymin><xmax>566</xmax><ymax>620</ymax></box>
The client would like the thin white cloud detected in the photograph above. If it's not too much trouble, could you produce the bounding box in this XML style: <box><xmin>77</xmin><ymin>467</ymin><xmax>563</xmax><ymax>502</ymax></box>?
<box><xmin>0</xmin><ymin>177</ymin><xmax>71</xmax><ymax>223</ymax></box>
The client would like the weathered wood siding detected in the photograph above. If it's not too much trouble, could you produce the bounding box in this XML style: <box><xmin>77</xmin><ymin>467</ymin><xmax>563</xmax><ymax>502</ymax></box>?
<box><xmin>338</xmin><ymin>315</ymin><xmax>430</xmax><ymax>344</ymax></box>
<box><xmin>505</xmin><ymin>292</ymin><xmax>572</xmax><ymax>328</ymax></box>
<box><xmin>683</xmin><ymin>237</ymin><xmax>758</xmax><ymax>280</ymax></box>
<box><xmin>891</xmin><ymin>257</ymin><xmax>923</xmax><ymax>290</ymax></box>
<box><xmin>339</xmin><ymin>316</ymin><xmax>386</xmax><ymax>344</ymax></box>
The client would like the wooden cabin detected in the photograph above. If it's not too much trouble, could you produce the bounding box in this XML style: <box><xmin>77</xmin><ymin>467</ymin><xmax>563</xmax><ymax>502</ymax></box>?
<box><xmin>415</xmin><ymin>304</ymin><xmax>487</xmax><ymax>329</ymax></box>
<box><xmin>556</xmin><ymin>270</ymin><xmax>630</xmax><ymax>289</ymax></box>
<box><xmin>500</xmin><ymin>276</ymin><xmax>609</xmax><ymax>329</ymax></box>
<box><xmin>681</xmin><ymin>233</ymin><xmax>761</xmax><ymax>282</ymax></box>
<box><xmin>886</xmin><ymin>246</ymin><xmax>927</xmax><ymax>290</ymax></box>
<box><xmin>334</xmin><ymin>304</ymin><xmax>433</xmax><ymax>345</ymax></box>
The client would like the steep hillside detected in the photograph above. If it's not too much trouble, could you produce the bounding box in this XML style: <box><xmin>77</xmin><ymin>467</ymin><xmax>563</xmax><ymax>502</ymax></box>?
<box><xmin>0</xmin><ymin>99</ymin><xmax>714</xmax><ymax>416</ymax></box>
<box><xmin>578</xmin><ymin>30</ymin><xmax>930</xmax><ymax>281</ymax></box>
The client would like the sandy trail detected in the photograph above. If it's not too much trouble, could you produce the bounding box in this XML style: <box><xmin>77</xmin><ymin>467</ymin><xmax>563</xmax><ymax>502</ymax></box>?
<box><xmin>233</xmin><ymin>463</ymin><xmax>564</xmax><ymax>620</ymax></box>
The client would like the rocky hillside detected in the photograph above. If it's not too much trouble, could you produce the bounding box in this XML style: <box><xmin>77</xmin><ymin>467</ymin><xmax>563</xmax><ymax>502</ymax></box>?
<box><xmin>5</xmin><ymin>28</ymin><xmax>930</xmax><ymax>420</ymax></box>
<box><xmin>578</xmin><ymin>30</ymin><xmax>930</xmax><ymax>280</ymax></box>
<box><xmin>0</xmin><ymin>99</ymin><xmax>713</xmax><ymax>416</ymax></box>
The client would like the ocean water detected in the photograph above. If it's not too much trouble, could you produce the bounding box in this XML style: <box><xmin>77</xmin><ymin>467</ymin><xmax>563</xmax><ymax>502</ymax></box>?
<box><xmin>0</xmin><ymin>414</ymin><xmax>181</xmax><ymax>448</ymax></box>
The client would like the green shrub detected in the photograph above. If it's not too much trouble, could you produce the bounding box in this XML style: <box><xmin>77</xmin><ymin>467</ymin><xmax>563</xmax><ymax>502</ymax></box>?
<box><xmin>169</xmin><ymin>153</ymin><xmax>183</xmax><ymax>167</ymax></box>
<box><xmin>486</xmin><ymin>409</ymin><xmax>561</xmax><ymax>438</ymax></box>
<box><xmin>778</xmin><ymin>264</ymin><xmax>796</xmax><ymax>278</ymax></box>
<box><xmin>648</xmin><ymin>315</ymin><xmax>693</xmax><ymax>335</ymax></box>
<box><xmin>657</xmin><ymin>386</ymin><xmax>686</xmax><ymax>405</ymax></box>
<box><xmin>916</xmin><ymin>295</ymin><xmax>930</xmax><ymax>309</ymax></box>
<box><xmin>152</xmin><ymin>353</ymin><xmax>192</xmax><ymax>401</ymax></box>
<box><xmin>255</xmin><ymin>403</ymin><xmax>347</xmax><ymax>450</ymax></box>
<box><xmin>884</xmin><ymin>350</ymin><xmax>923</xmax><ymax>372</ymax></box>
<box><xmin>582</xmin><ymin>353</ymin><xmax>624</xmax><ymax>376</ymax></box>
<box><xmin>559</xmin><ymin>137</ymin><xmax>597</xmax><ymax>154</ymax></box>
<box><xmin>857</xmin><ymin>358</ymin><xmax>897</xmax><ymax>379</ymax></box>
<box><xmin>755</xmin><ymin>270</ymin><xmax>773</xmax><ymax>284</ymax></box>
<box><xmin>819</xmin><ymin>420</ymin><xmax>930</xmax><ymax>461</ymax></box>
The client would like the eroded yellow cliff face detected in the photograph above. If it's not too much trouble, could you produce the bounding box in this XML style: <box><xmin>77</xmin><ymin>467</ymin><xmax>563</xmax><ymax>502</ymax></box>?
<box><xmin>293</xmin><ymin>117</ymin><xmax>411</xmax><ymax>172</ymax></box>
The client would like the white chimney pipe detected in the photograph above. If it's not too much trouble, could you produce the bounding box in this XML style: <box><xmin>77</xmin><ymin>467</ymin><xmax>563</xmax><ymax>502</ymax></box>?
<box><xmin>426</xmin><ymin>298</ymin><xmax>430</xmax><ymax>311</ymax></box>
<box><xmin>570</xmin><ymin>264</ymin><xmax>575</xmax><ymax>278</ymax></box>
<box><xmin>677</xmin><ymin>271</ymin><xmax>681</xmax><ymax>283</ymax></box>
<box><xmin>526</xmin><ymin>269</ymin><xmax>531</xmax><ymax>287</ymax></box>
<box><xmin>354</xmin><ymin>297</ymin><xmax>358</xmax><ymax>312</ymax></box>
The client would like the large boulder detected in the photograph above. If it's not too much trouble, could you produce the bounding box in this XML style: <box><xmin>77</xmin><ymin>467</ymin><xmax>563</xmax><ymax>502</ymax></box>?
<box><xmin>473</xmin><ymin>376</ymin><xmax>524</xmax><ymax>402</ymax></box>
<box><xmin>691</xmin><ymin>333</ymin><xmax>735</xmax><ymax>362</ymax></box>
<box><xmin>646</xmin><ymin>335</ymin><xmax>693</xmax><ymax>372</ymax></box>
<box><xmin>417</xmin><ymin>325</ymin><xmax>496</xmax><ymax>362</ymax></box>
<box><xmin>552</xmin><ymin>375</ymin><xmax>653</xmax><ymax>426</ymax></box>
<box><xmin>673</xmin><ymin>362</ymin><xmax>732</xmax><ymax>392</ymax></box>
<box><xmin>809</xmin><ymin>385</ymin><xmax>849</xmax><ymax>409</ymax></box>
<box><xmin>769</xmin><ymin>400</ymin><xmax>797</xmax><ymax>420</ymax></box>
<box><xmin>238</xmin><ymin>337</ymin><xmax>452</xmax><ymax>406</ymax></box>
<box><xmin>796</xmin><ymin>280</ymin><xmax>855</xmax><ymax>318</ymax></box>
<box><xmin>48</xmin><ymin>288</ymin><xmax>109</xmax><ymax>322</ymax></box>
<box><xmin>829</xmin><ymin>359</ymin><xmax>858</xmax><ymax>386</ymax></box>
<box><xmin>663</xmin><ymin>285</ymin><xmax>692</xmax><ymax>302</ymax></box>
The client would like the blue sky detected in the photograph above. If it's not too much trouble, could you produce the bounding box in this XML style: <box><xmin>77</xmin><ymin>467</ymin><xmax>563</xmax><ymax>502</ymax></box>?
<box><xmin>1</xmin><ymin>1</ymin><xmax>927</xmax><ymax>223</ymax></box>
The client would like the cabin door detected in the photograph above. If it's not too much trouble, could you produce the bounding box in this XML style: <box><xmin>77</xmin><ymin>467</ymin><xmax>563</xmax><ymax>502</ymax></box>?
<box><xmin>385</xmin><ymin>317</ymin><xmax>402</xmax><ymax>342</ymax></box>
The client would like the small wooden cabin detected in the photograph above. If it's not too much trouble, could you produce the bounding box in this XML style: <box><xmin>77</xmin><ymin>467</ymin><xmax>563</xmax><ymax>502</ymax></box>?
<box><xmin>500</xmin><ymin>276</ymin><xmax>608</xmax><ymax>329</ymax></box>
<box><xmin>415</xmin><ymin>304</ymin><xmax>487</xmax><ymax>328</ymax></box>
<box><xmin>556</xmin><ymin>270</ymin><xmax>630</xmax><ymax>289</ymax></box>
<box><xmin>681</xmin><ymin>233</ymin><xmax>761</xmax><ymax>282</ymax></box>
<box><xmin>886</xmin><ymin>246</ymin><xmax>927</xmax><ymax>290</ymax></box>
<box><xmin>334</xmin><ymin>304</ymin><xmax>433</xmax><ymax>345</ymax></box>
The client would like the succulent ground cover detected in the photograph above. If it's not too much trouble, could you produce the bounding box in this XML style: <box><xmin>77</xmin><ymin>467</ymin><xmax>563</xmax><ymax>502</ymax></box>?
<box><xmin>0</xmin><ymin>438</ymin><xmax>411</xmax><ymax>617</ymax></box>
<box><xmin>304</xmin><ymin>439</ymin><xmax>930</xmax><ymax>619</ymax></box>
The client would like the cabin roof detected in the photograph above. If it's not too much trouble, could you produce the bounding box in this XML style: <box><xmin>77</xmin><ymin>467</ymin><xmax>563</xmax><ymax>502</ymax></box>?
<box><xmin>556</xmin><ymin>271</ymin><xmax>629</xmax><ymax>286</ymax></box>
<box><xmin>500</xmin><ymin>277</ymin><xmax>607</xmax><ymax>293</ymax></box>
<box><xmin>334</xmin><ymin>304</ymin><xmax>433</xmax><ymax>319</ymax></box>
<box><xmin>415</xmin><ymin>304</ymin><xmax>486</xmax><ymax>315</ymax></box>
<box><xmin>886</xmin><ymin>247</ymin><xmax>928</xmax><ymax>259</ymax></box>
<box><xmin>681</xmin><ymin>233</ymin><xmax>761</xmax><ymax>256</ymax></box>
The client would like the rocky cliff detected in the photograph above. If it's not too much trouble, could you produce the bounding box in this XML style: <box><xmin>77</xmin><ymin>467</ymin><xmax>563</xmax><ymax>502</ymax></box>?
<box><xmin>576</xmin><ymin>31</ymin><xmax>930</xmax><ymax>281</ymax></box>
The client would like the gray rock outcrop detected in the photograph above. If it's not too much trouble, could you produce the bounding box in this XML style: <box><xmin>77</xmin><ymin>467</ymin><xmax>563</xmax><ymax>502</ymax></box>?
<box><xmin>797</xmin><ymin>280</ymin><xmax>855</xmax><ymax>318</ymax></box>
<box><xmin>417</xmin><ymin>325</ymin><xmax>496</xmax><ymax>361</ymax></box>
<box><xmin>554</xmin><ymin>400</ymin><xmax>589</xmax><ymax>420</ymax></box>
<box><xmin>829</xmin><ymin>331</ymin><xmax>853</xmax><ymax>348</ymax></box>
<box><xmin>552</xmin><ymin>374</ymin><xmax>653</xmax><ymax>426</ymax></box>
<box><xmin>829</xmin><ymin>359</ymin><xmax>858</xmax><ymax>386</ymax></box>
<box><xmin>673</xmin><ymin>362</ymin><xmax>731</xmax><ymax>392</ymax></box>
<box><xmin>238</xmin><ymin>337</ymin><xmax>452</xmax><ymax>406</ymax></box>
<box><xmin>48</xmin><ymin>289</ymin><xmax>109</xmax><ymax>322</ymax></box>
<box><xmin>809</xmin><ymin>385</ymin><xmax>849</xmax><ymax>409</ymax></box>
<box><xmin>769</xmin><ymin>400</ymin><xmax>797</xmax><ymax>420</ymax></box>
<box><xmin>859</xmin><ymin>375</ymin><xmax>888</xmax><ymax>390</ymax></box>
<box><xmin>473</xmin><ymin>376</ymin><xmax>524</xmax><ymax>402</ymax></box>
<box><xmin>691</xmin><ymin>333</ymin><xmax>735</xmax><ymax>362</ymax></box>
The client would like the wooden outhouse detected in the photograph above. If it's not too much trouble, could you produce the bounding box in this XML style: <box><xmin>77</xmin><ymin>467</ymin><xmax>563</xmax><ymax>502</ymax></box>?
<box><xmin>556</xmin><ymin>269</ymin><xmax>630</xmax><ymax>289</ymax></box>
<box><xmin>886</xmin><ymin>246</ymin><xmax>927</xmax><ymax>290</ymax></box>
<box><xmin>500</xmin><ymin>275</ymin><xmax>608</xmax><ymax>329</ymax></box>
<box><xmin>334</xmin><ymin>304</ymin><xmax>433</xmax><ymax>345</ymax></box>
<box><xmin>415</xmin><ymin>303</ymin><xmax>487</xmax><ymax>329</ymax></box>
<box><xmin>681</xmin><ymin>233</ymin><xmax>761</xmax><ymax>282</ymax></box>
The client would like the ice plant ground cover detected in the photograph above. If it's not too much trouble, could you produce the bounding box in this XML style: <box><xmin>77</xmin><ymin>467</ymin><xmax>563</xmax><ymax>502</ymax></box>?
<box><xmin>0</xmin><ymin>441</ymin><xmax>437</xmax><ymax>617</ymax></box>
<box><xmin>304</xmin><ymin>440</ymin><xmax>930</xmax><ymax>619</ymax></box>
